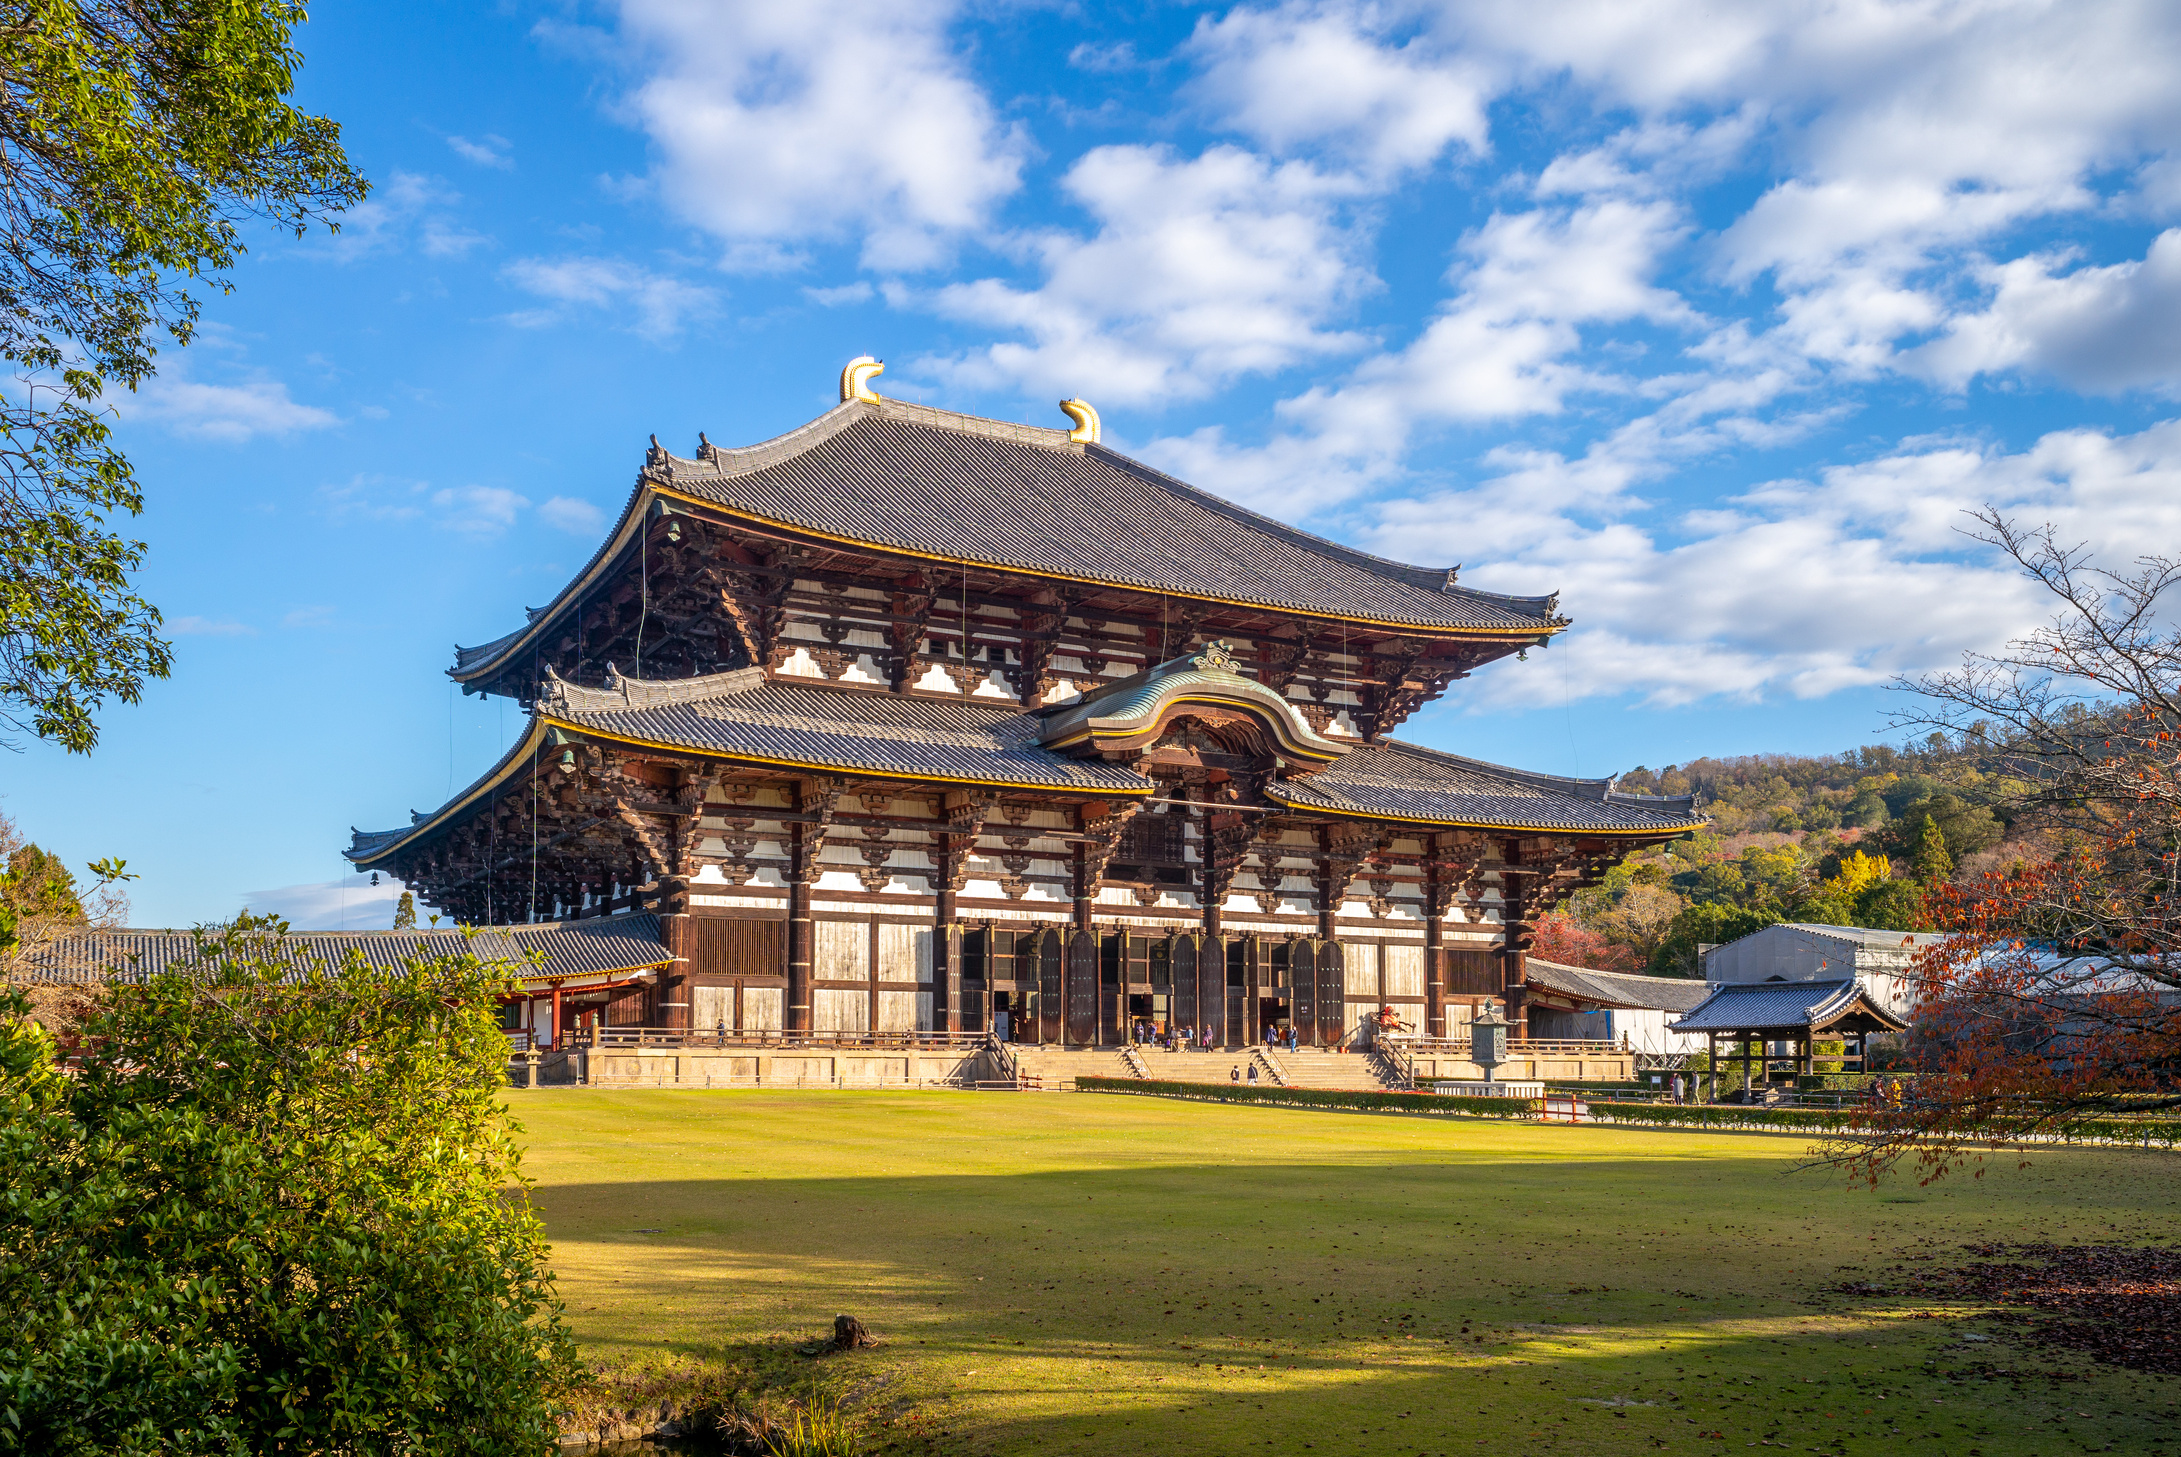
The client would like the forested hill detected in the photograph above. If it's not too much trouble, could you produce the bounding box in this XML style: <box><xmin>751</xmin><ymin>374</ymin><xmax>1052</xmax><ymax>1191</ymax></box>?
<box><xmin>1538</xmin><ymin>736</ymin><xmax>2024</xmax><ymax>978</ymax></box>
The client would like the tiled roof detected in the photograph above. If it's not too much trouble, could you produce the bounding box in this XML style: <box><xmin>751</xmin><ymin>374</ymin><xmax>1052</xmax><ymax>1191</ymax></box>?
<box><xmin>1669</xmin><ymin>978</ymin><xmax>1909</xmax><ymax>1035</ymax></box>
<box><xmin>550</xmin><ymin>668</ymin><xmax>1155</xmax><ymax>792</ymax></box>
<box><xmin>453</xmin><ymin>398</ymin><xmax>1563</xmax><ymax>680</ymax></box>
<box><xmin>1268</xmin><ymin>739</ymin><xmax>1705</xmax><ymax>835</ymax></box>
<box><xmin>354</xmin><ymin>671</ymin><xmax>1703</xmax><ymax>865</ymax></box>
<box><xmin>14</xmin><ymin>915</ymin><xmax>669</xmax><ymax>987</ymax></box>
<box><xmin>1525</xmin><ymin>959</ymin><xmax>1711</xmax><ymax>1012</ymax></box>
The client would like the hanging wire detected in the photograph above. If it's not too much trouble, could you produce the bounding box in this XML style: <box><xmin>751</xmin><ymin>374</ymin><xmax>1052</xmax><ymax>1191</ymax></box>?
<box><xmin>529</xmin><ymin>731</ymin><xmax>541</xmax><ymax>923</ymax></box>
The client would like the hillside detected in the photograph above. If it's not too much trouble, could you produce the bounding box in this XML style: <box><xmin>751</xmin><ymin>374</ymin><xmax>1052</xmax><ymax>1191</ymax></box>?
<box><xmin>1536</xmin><ymin>735</ymin><xmax>2031</xmax><ymax>977</ymax></box>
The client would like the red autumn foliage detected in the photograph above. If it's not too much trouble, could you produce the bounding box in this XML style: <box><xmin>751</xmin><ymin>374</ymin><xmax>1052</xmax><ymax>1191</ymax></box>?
<box><xmin>1832</xmin><ymin>513</ymin><xmax>2181</xmax><ymax>1184</ymax></box>
<box><xmin>1528</xmin><ymin>910</ymin><xmax>1640</xmax><ymax>974</ymax></box>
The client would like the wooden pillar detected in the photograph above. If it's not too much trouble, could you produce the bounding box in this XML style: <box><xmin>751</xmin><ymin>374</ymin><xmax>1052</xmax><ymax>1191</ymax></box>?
<box><xmin>1497</xmin><ymin>842</ymin><xmax>1531</xmax><ymax>1041</ymax></box>
<box><xmin>549</xmin><ymin>980</ymin><xmax>565</xmax><ymax>1051</ymax></box>
<box><xmin>1424</xmin><ymin>861</ymin><xmax>1446</xmax><ymax>1039</ymax></box>
<box><xmin>657</xmin><ymin>916</ymin><xmax>691</xmax><ymax>1033</ymax></box>
<box><xmin>1742</xmin><ymin>1034</ymin><xmax>1754</xmax><ymax>1095</ymax></box>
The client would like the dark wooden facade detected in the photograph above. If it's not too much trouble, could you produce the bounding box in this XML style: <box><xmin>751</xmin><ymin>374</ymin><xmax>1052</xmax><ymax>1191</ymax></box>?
<box><xmin>350</xmin><ymin>365</ymin><xmax>1703</xmax><ymax>1042</ymax></box>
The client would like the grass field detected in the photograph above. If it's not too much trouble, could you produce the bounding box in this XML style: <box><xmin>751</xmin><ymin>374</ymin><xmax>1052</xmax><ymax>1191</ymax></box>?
<box><xmin>513</xmin><ymin>1088</ymin><xmax>2178</xmax><ymax>1456</ymax></box>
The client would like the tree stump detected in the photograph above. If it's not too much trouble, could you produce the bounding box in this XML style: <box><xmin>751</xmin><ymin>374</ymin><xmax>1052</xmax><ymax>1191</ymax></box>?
<box><xmin>831</xmin><ymin>1314</ymin><xmax>877</xmax><ymax>1350</ymax></box>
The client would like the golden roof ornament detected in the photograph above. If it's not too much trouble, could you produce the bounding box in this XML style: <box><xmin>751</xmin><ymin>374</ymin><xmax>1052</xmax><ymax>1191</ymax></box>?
<box><xmin>840</xmin><ymin>355</ymin><xmax>885</xmax><ymax>404</ymax></box>
<box><xmin>1058</xmin><ymin>397</ymin><xmax>1100</xmax><ymax>444</ymax></box>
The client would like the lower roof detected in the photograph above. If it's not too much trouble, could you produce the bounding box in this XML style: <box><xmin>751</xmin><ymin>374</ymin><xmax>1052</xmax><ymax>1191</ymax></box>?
<box><xmin>1669</xmin><ymin>978</ymin><xmax>1909</xmax><ymax>1035</ymax></box>
<box><xmin>14</xmin><ymin>915</ymin><xmax>670</xmax><ymax>988</ymax></box>
<box><xmin>349</xmin><ymin>669</ymin><xmax>1706</xmax><ymax>865</ymax></box>
<box><xmin>1524</xmin><ymin>959</ymin><xmax>1712</xmax><ymax>1013</ymax></box>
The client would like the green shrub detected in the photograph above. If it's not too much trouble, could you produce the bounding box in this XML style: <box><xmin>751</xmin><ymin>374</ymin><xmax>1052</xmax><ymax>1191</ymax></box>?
<box><xmin>1078</xmin><ymin>1077</ymin><xmax>1539</xmax><ymax>1119</ymax></box>
<box><xmin>0</xmin><ymin>918</ymin><xmax>576</xmax><ymax>1453</ymax></box>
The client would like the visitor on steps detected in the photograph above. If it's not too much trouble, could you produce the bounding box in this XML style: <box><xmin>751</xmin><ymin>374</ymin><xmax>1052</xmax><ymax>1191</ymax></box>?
<box><xmin>1247</xmin><ymin>1062</ymin><xmax>1259</xmax><ymax>1084</ymax></box>
<box><xmin>1230</xmin><ymin>1064</ymin><xmax>1241</xmax><ymax>1083</ymax></box>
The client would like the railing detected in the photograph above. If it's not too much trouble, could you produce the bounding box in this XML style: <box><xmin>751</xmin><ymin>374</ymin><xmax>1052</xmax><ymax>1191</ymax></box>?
<box><xmin>1403</xmin><ymin>1037</ymin><xmax>1630</xmax><ymax>1057</ymax></box>
<box><xmin>1253</xmin><ymin>1046</ymin><xmax>1291</xmax><ymax>1088</ymax></box>
<box><xmin>1374</xmin><ymin>1037</ymin><xmax>1417</xmax><ymax>1091</ymax></box>
<box><xmin>574</xmin><ymin>1027</ymin><xmax>989</xmax><ymax>1052</ymax></box>
<box><xmin>984</xmin><ymin>1031</ymin><xmax>1023</xmax><ymax>1087</ymax></box>
<box><xmin>1121</xmin><ymin>1045</ymin><xmax>1152</xmax><ymax>1080</ymax></box>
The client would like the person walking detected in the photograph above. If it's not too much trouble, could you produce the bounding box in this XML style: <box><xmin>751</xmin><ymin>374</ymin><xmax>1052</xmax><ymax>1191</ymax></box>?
<box><xmin>1230</xmin><ymin>1064</ymin><xmax>1241</xmax><ymax>1084</ymax></box>
<box><xmin>1246</xmin><ymin>1062</ymin><xmax>1259</xmax><ymax>1084</ymax></box>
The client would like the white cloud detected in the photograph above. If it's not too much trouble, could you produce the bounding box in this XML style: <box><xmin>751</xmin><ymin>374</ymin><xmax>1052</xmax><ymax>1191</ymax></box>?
<box><xmin>431</xmin><ymin>485</ymin><xmax>530</xmax><ymax>537</ymax></box>
<box><xmin>242</xmin><ymin>874</ymin><xmax>412</xmax><ymax>932</ymax></box>
<box><xmin>130</xmin><ymin>372</ymin><xmax>339</xmax><ymax>443</ymax></box>
<box><xmin>603</xmin><ymin>0</ymin><xmax>1026</xmax><ymax>270</ymax></box>
<box><xmin>928</xmin><ymin>145</ymin><xmax>1373</xmax><ymax>405</ymax></box>
<box><xmin>502</xmin><ymin>256</ymin><xmax>718</xmax><ymax>339</ymax></box>
<box><xmin>1139</xmin><ymin>196</ymin><xmax>1695</xmax><ymax>513</ymax></box>
<box><xmin>1357</xmin><ymin>417</ymin><xmax>2181</xmax><ymax>709</ymax></box>
<box><xmin>539</xmin><ymin>496</ymin><xmax>606</xmax><ymax>534</ymax></box>
<box><xmin>1187</xmin><ymin>3</ymin><xmax>1493</xmax><ymax>175</ymax></box>
<box><xmin>324</xmin><ymin>171</ymin><xmax>489</xmax><ymax>260</ymax></box>
<box><xmin>447</xmin><ymin>133</ymin><xmax>514</xmax><ymax>169</ymax></box>
<box><xmin>1910</xmin><ymin>230</ymin><xmax>2181</xmax><ymax>393</ymax></box>
<box><xmin>167</xmin><ymin>616</ymin><xmax>257</xmax><ymax>637</ymax></box>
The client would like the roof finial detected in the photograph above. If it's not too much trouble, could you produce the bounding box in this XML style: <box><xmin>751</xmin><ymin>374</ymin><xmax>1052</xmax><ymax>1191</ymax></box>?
<box><xmin>1058</xmin><ymin>398</ymin><xmax>1100</xmax><ymax>445</ymax></box>
<box><xmin>840</xmin><ymin>355</ymin><xmax>885</xmax><ymax>404</ymax></box>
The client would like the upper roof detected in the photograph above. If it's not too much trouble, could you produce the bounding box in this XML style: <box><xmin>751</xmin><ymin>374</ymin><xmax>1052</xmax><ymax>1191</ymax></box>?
<box><xmin>1524</xmin><ymin>959</ymin><xmax>1712</xmax><ymax>1013</ymax></box>
<box><xmin>12</xmin><ymin>915</ymin><xmax>671</xmax><ymax>987</ymax></box>
<box><xmin>1266</xmin><ymin>739</ymin><xmax>1704</xmax><ymax>836</ymax></box>
<box><xmin>350</xmin><ymin>667</ymin><xmax>1704</xmax><ymax>866</ymax></box>
<box><xmin>1669</xmin><ymin>978</ymin><xmax>1910</xmax><ymax>1035</ymax></box>
<box><xmin>453</xmin><ymin>394</ymin><xmax>1566</xmax><ymax>682</ymax></box>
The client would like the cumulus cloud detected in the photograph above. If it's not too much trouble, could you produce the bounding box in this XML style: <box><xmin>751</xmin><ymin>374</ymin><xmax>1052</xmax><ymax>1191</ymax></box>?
<box><xmin>539</xmin><ymin>496</ymin><xmax>606</xmax><ymax>534</ymax></box>
<box><xmin>1358</xmin><ymin>418</ymin><xmax>2181</xmax><ymax>709</ymax></box>
<box><xmin>1187</xmin><ymin>3</ymin><xmax>1493</xmax><ymax>174</ymax></box>
<box><xmin>431</xmin><ymin>485</ymin><xmax>530</xmax><ymax>537</ymax></box>
<box><xmin>603</xmin><ymin>0</ymin><xmax>1026</xmax><ymax>270</ymax></box>
<box><xmin>129</xmin><ymin>372</ymin><xmax>339</xmax><ymax>443</ymax></box>
<box><xmin>928</xmin><ymin>145</ymin><xmax>1372</xmax><ymax>405</ymax></box>
<box><xmin>502</xmin><ymin>256</ymin><xmax>717</xmax><ymax>339</ymax></box>
<box><xmin>1910</xmin><ymin>230</ymin><xmax>2181</xmax><ymax>393</ymax></box>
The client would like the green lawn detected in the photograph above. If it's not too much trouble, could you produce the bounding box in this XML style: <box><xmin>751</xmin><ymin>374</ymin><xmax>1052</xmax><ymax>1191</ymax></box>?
<box><xmin>513</xmin><ymin>1088</ymin><xmax>2178</xmax><ymax>1456</ymax></box>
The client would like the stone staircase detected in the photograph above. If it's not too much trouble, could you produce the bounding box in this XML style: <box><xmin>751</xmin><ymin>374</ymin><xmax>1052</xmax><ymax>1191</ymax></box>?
<box><xmin>1262</xmin><ymin>1047</ymin><xmax>1404</xmax><ymax>1092</ymax></box>
<box><xmin>1008</xmin><ymin>1047</ymin><xmax>1141</xmax><ymax>1089</ymax></box>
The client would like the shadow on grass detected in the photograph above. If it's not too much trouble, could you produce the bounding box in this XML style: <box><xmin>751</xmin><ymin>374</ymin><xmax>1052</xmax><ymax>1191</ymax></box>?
<box><xmin>528</xmin><ymin>1152</ymin><xmax>2167</xmax><ymax>1456</ymax></box>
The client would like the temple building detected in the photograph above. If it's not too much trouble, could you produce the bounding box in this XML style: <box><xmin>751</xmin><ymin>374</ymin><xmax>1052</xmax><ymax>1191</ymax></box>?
<box><xmin>345</xmin><ymin>358</ymin><xmax>1703</xmax><ymax>1051</ymax></box>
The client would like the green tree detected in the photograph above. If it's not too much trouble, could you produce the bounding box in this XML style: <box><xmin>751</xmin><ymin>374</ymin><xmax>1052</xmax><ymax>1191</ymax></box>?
<box><xmin>1647</xmin><ymin>902</ymin><xmax>1780</xmax><ymax>977</ymax></box>
<box><xmin>0</xmin><ymin>2</ymin><xmax>365</xmax><ymax>752</ymax></box>
<box><xmin>1907</xmin><ymin>813</ymin><xmax>1955</xmax><ymax>886</ymax></box>
<box><xmin>393</xmin><ymin>888</ymin><xmax>416</xmax><ymax>929</ymax></box>
<box><xmin>0</xmin><ymin>917</ymin><xmax>575</xmax><ymax>1449</ymax></box>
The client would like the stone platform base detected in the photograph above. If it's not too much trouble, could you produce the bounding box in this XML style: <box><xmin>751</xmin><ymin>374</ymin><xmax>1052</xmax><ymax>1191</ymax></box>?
<box><xmin>516</xmin><ymin>1045</ymin><xmax>1004</xmax><ymax>1088</ymax></box>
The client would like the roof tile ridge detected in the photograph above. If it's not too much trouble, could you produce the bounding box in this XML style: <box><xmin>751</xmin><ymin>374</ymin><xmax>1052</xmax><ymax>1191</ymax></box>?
<box><xmin>872</xmin><ymin>396</ymin><xmax>1079</xmax><ymax>450</ymax></box>
<box><xmin>547</xmin><ymin>664</ymin><xmax>767</xmax><ymax>714</ymax></box>
<box><xmin>1368</xmin><ymin>737</ymin><xmax>1617</xmax><ymax>799</ymax></box>
<box><xmin>1085</xmin><ymin>441</ymin><xmax>1560</xmax><ymax>616</ymax></box>
<box><xmin>670</xmin><ymin>400</ymin><xmax>868</xmax><ymax>480</ymax></box>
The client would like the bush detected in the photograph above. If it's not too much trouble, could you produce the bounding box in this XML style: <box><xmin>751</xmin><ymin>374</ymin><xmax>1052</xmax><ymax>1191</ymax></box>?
<box><xmin>1076</xmin><ymin>1077</ymin><xmax>1540</xmax><ymax>1119</ymax></box>
<box><xmin>0</xmin><ymin>918</ymin><xmax>576</xmax><ymax>1453</ymax></box>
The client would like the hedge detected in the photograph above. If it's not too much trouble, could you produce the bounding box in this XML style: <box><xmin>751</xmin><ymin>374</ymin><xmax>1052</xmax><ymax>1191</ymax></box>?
<box><xmin>1075</xmin><ymin>1076</ymin><xmax>1540</xmax><ymax>1119</ymax></box>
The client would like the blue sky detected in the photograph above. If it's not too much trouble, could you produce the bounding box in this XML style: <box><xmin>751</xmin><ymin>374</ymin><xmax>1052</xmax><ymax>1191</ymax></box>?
<box><xmin>11</xmin><ymin>0</ymin><xmax>2181</xmax><ymax>929</ymax></box>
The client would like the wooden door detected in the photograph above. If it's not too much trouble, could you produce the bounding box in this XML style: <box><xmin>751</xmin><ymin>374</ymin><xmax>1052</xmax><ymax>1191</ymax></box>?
<box><xmin>1065</xmin><ymin>930</ymin><xmax>1098</xmax><ymax>1045</ymax></box>
<box><xmin>1037</xmin><ymin>930</ymin><xmax>1063</xmax><ymax>1044</ymax></box>
<box><xmin>1316</xmin><ymin>940</ymin><xmax>1347</xmax><ymax>1047</ymax></box>
<box><xmin>1288</xmin><ymin>939</ymin><xmax>1316</xmax><ymax>1045</ymax></box>
<box><xmin>1172</xmin><ymin>934</ymin><xmax>1199</xmax><ymax>1032</ymax></box>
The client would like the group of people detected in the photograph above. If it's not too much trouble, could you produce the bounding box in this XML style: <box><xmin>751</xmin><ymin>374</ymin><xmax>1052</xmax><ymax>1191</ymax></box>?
<box><xmin>1263</xmin><ymin>1022</ymin><xmax>1300</xmax><ymax>1052</ymax></box>
<box><xmin>1131</xmin><ymin>1019</ymin><xmax>1215</xmax><ymax>1050</ymax></box>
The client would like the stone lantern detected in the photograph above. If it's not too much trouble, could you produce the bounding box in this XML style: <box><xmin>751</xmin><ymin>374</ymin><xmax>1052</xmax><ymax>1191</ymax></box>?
<box><xmin>1470</xmin><ymin>1000</ymin><xmax>1510</xmax><ymax>1084</ymax></box>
